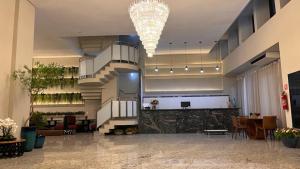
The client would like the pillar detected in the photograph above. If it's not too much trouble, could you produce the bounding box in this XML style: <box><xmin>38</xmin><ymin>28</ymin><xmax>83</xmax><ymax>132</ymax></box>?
<box><xmin>0</xmin><ymin>0</ymin><xmax>35</xmax><ymax>138</ymax></box>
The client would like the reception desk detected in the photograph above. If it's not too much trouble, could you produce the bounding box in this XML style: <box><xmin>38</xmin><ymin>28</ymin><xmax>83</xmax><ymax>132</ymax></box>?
<box><xmin>139</xmin><ymin>108</ymin><xmax>239</xmax><ymax>134</ymax></box>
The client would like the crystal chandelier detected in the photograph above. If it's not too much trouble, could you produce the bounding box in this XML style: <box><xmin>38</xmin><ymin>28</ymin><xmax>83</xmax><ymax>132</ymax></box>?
<box><xmin>129</xmin><ymin>0</ymin><xmax>170</xmax><ymax>57</ymax></box>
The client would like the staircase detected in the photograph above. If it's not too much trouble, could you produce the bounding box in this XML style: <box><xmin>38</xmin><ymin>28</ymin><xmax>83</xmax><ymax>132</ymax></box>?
<box><xmin>78</xmin><ymin>41</ymin><xmax>139</xmax><ymax>135</ymax></box>
<box><xmin>97</xmin><ymin>100</ymin><xmax>138</xmax><ymax>135</ymax></box>
<box><xmin>78</xmin><ymin>42</ymin><xmax>139</xmax><ymax>100</ymax></box>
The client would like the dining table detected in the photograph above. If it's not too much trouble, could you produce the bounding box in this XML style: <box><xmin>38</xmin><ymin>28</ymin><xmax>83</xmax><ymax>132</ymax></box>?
<box><xmin>246</xmin><ymin>118</ymin><xmax>265</xmax><ymax>140</ymax></box>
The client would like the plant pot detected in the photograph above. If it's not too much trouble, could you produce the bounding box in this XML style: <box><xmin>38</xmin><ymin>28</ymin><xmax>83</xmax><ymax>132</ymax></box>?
<box><xmin>114</xmin><ymin>129</ymin><xmax>124</xmax><ymax>135</ymax></box>
<box><xmin>282</xmin><ymin>137</ymin><xmax>299</xmax><ymax>148</ymax></box>
<box><xmin>297</xmin><ymin>138</ymin><xmax>300</xmax><ymax>148</ymax></box>
<box><xmin>34</xmin><ymin>135</ymin><xmax>45</xmax><ymax>148</ymax></box>
<box><xmin>21</xmin><ymin>127</ymin><xmax>36</xmax><ymax>152</ymax></box>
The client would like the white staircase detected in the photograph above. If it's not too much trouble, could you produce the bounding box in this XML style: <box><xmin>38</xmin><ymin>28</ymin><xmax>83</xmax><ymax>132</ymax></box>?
<box><xmin>78</xmin><ymin>42</ymin><xmax>140</xmax><ymax>135</ymax></box>
<box><xmin>97</xmin><ymin>100</ymin><xmax>138</xmax><ymax>135</ymax></box>
<box><xmin>78</xmin><ymin>43</ymin><xmax>139</xmax><ymax>101</ymax></box>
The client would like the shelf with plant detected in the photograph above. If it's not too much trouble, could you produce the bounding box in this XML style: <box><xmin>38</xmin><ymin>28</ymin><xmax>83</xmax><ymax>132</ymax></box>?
<box><xmin>35</xmin><ymin>111</ymin><xmax>85</xmax><ymax>116</ymax></box>
<box><xmin>38</xmin><ymin>77</ymin><xmax>79</xmax><ymax>89</ymax></box>
<box><xmin>33</xmin><ymin>93</ymin><xmax>83</xmax><ymax>105</ymax></box>
<box><xmin>32</xmin><ymin>66</ymin><xmax>79</xmax><ymax>76</ymax></box>
<box><xmin>13</xmin><ymin>62</ymin><xmax>82</xmax><ymax>150</ymax></box>
<box><xmin>63</xmin><ymin>66</ymin><xmax>79</xmax><ymax>76</ymax></box>
<box><xmin>32</xmin><ymin>66</ymin><xmax>82</xmax><ymax>103</ymax></box>
<box><xmin>13</xmin><ymin>62</ymin><xmax>65</xmax><ymax>126</ymax></box>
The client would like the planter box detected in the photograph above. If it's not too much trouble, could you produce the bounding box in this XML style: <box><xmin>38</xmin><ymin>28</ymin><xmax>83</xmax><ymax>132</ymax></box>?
<box><xmin>37</xmin><ymin>130</ymin><xmax>64</xmax><ymax>136</ymax></box>
<box><xmin>282</xmin><ymin>137</ymin><xmax>299</xmax><ymax>148</ymax></box>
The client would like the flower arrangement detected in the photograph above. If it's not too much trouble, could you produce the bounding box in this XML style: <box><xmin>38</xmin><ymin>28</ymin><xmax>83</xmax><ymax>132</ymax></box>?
<box><xmin>150</xmin><ymin>99</ymin><xmax>159</xmax><ymax>110</ymax></box>
<box><xmin>0</xmin><ymin>118</ymin><xmax>18</xmax><ymax>141</ymax></box>
<box><xmin>150</xmin><ymin>99</ymin><xmax>159</xmax><ymax>106</ymax></box>
<box><xmin>275</xmin><ymin>128</ymin><xmax>300</xmax><ymax>140</ymax></box>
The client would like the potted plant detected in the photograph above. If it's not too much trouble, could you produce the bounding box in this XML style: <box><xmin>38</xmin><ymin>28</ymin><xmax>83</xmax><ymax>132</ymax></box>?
<box><xmin>30</xmin><ymin>112</ymin><xmax>47</xmax><ymax>148</ymax></box>
<box><xmin>13</xmin><ymin>62</ymin><xmax>64</xmax><ymax>151</ymax></box>
<box><xmin>0</xmin><ymin>118</ymin><xmax>18</xmax><ymax>141</ymax></box>
<box><xmin>150</xmin><ymin>99</ymin><xmax>159</xmax><ymax>110</ymax></box>
<box><xmin>125</xmin><ymin>127</ymin><xmax>138</xmax><ymax>135</ymax></box>
<box><xmin>275</xmin><ymin>128</ymin><xmax>300</xmax><ymax>148</ymax></box>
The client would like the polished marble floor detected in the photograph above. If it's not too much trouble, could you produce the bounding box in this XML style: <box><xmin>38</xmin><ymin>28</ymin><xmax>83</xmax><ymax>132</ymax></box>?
<box><xmin>1</xmin><ymin>133</ymin><xmax>300</xmax><ymax>169</ymax></box>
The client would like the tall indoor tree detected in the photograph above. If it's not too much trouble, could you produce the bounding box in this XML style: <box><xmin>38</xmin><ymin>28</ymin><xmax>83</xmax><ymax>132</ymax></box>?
<box><xmin>13</xmin><ymin>62</ymin><xmax>64</xmax><ymax>126</ymax></box>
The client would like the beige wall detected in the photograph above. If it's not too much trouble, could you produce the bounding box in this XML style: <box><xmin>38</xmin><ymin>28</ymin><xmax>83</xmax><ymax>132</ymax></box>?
<box><xmin>33</xmin><ymin>57</ymin><xmax>80</xmax><ymax>67</ymax></box>
<box><xmin>84</xmin><ymin>100</ymin><xmax>101</xmax><ymax>119</ymax></box>
<box><xmin>144</xmin><ymin>77</ymin><xmax>237</xmax><ymax>98</ymax></box>
<box><xmin>0</xmin><ymin>0</ymin><xmax>35</xmax><ymax>137</ymax></box>
<box><xmin>223</xmin><ymin>0</ymin><xmax>300</xmax><ymax>127</ymax></box>
<box><xmin>143</xmin><ymin>51</ymin><xmax>231</xmax><ymax>97</ymax></box>
<box><xmin>0</xmin><ymin>0</ymin><xmax>16</xmax><ymax>119</ymax></box>
<box><xmin>101</xmin><ymin>76</ymin><xmax>118</xmax><ymax>104</ymax></box>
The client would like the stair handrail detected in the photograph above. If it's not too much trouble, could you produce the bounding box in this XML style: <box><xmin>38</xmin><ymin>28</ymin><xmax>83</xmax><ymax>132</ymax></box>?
<box><xmin>79</xmin><ymin>41</ymin><xmax>139</xmax><ymax>79</ymax></box>
<box><xmin>101</xmin><ymin>97</ymin><xmax>115</xmax><ymax>106</ymax></box>
<box><xmin>97</xmin><ymin>100</ymin><xmax>112</xmax><ymax>129</ymax></box>
<box><xmin>102</xmin><ymin>96</ymin><xmax>138</xmax><ymax>106</ymax></box>
<box><xmin>97</xmin><ymin>99</ymin><xmax>138</xmax><ymax>128</ymax></box>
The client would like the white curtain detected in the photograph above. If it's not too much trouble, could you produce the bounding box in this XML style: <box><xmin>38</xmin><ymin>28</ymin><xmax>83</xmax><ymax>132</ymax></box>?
<box><xmin>237</xmin><ymin>61</ymin><xmax>286</xmax><ymax>127</ymax></box>
<box><xmin>237</xmin><ymin>76</ymin><xmax>246</xmax><ymax>115</ymax></box>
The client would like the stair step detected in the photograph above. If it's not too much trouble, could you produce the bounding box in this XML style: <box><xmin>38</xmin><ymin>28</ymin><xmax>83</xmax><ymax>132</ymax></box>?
<box><xmin>79</xmin><ymin>86</ymin><xmax>102</xmax><ymax>89</ymax></box>
<box><xmin>80</xmin><ymin>90</ymin><xmax>101</xmax><ymax>93</ymax></box>
<box><xmin>98</xmin><ymin>118</ymin><xmax>138</xmax><ymax>135</ymax></box>
<box><xmin>81</xmin><ymin>93</ymin><xmax>101</xmax><ymax>96</ymax></box>
<box><xmin>82</xmin><ymin>96</ymin><xmax>101</xmax><ymax>100</ymax></box>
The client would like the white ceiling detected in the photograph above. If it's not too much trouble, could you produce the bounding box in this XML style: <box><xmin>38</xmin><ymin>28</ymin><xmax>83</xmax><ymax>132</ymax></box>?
<box><xmin>30</xmin><ymin>0</ymin><xmax>249</xmax><ymax>56</ymax></box>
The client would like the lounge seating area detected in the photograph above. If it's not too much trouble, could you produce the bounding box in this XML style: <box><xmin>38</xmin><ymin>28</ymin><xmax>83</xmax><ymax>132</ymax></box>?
<box><xmin>37</xmin><ymin>116</ymin><xmax>96</xmax><ymax>136</ymax></box>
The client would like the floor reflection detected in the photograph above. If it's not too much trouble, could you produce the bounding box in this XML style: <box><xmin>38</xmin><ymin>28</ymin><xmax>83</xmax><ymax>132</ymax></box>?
<box><xmin>1</xmin><ymin>133</ymin><xmax>300</xmax><ymax>169</ymax></box>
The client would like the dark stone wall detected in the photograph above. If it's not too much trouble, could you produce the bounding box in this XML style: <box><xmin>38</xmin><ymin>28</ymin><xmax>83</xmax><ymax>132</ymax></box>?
<box><xmin>139</xmin><ymin>108</ymin><xmax>239</xmax><ymax>134</ymax></box>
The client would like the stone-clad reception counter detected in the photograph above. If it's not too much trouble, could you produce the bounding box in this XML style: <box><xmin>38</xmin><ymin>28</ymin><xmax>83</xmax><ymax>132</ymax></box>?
<box><xmin>139</xmin><ymin>108</ymin><xmax>239</xmax><ymax>133</ymax></box>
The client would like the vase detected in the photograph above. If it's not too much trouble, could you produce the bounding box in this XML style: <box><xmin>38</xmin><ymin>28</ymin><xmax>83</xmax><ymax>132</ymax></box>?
<box><xmin>114</xmin><ymin>129</ymin><xmax>124</xmax><ymax>135</ymax></box>
<box><xmin>21</xmin><ymin>127</ymin><xmax>37</xmax><ymax>152</ymax></box>
<box><xmin>152</xmin><ymin>105</ymin><xmax>156</xmax><ymax>110</ymax></box>
<box><xmin>34</xmin><ymin>135</ymin><xmax>45</xmax><ymax>148</ymax></box>
<box><xmin>282</xmin><ymin>137</ymin><xmax>299</xmax><ymax>148</ymax></box>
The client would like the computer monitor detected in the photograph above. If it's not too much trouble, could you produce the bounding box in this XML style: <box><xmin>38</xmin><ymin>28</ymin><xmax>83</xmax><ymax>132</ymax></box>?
<box><xmin>181</xmin><ymin>101</ymin><xmax>191</xmax><ymax>108</ymax></box>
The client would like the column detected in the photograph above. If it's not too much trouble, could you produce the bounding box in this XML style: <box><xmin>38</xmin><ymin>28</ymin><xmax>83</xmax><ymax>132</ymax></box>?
<box><xmin>0</xmin><ymin>0</ymin><xmax>35</xmax><ymax>138</ymax></box>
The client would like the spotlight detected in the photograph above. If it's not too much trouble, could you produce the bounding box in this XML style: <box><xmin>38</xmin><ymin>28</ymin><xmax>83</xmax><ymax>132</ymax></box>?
<box><xmin>215</xmin><ymin>65</ymin><xmax>220</xmax><ymax>71</ymax></box>
<box><xmin>200</xmin><ymin>68</ymin><xmax>204</xmax><ymax>73</ymax></box>
<box><xmin>154</xmin><ymin>67</ymin><xmax>159</xmax><ymax>72</ymax></box>
<box><xmin>185</xmin><ymin>65</ymin><xmax>189</xmax><ymax>71</ymax></box>
<box><xmin>170</xmin><ymin>68</ymin><xmax>174</xmax><ymax>73</ymax></box>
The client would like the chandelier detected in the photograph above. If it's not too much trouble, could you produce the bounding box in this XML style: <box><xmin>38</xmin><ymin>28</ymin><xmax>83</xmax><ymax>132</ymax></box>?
<box><xmin>129</xmin><ymin>0</ymin><xmax>170</xmax><ymax>57</ymax></box>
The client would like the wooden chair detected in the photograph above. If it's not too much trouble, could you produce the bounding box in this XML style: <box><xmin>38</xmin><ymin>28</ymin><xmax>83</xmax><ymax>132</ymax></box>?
<box><xmin>239</xmin><ymin>116</ymin><xmax>248</xmax><ymax>138</ymax></box>
<box><xmin>232</xmin><ymin>116</ymin><xmax>248</xmax><ymax>139</ymax></box>
<box><xmin>256</xmin><ymin>116</ymin><xmax>277</xmax><ymax>140</ymax></box>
